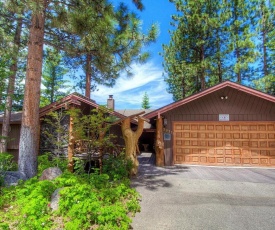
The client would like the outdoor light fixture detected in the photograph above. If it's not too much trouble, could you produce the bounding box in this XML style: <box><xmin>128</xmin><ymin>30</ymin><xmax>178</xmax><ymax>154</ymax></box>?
<box><xmin>220</xmin><ymin>96</ymin><xmax>228</xmax><ymax>100</ymax></box>
<box><xmin>163</xmin><ymin>117</ymin><xmax>168</xmax><ymax>127</ymax></box>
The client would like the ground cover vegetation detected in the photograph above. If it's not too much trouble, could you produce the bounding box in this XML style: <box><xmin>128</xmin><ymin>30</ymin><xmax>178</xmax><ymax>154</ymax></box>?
<box><xmin>163</xmin><ymin>0</ymin><xmax>275</xmax><ymax>100</ymax></box>
<box><xmin>0</xmin><ymin>152</ymin><xmax>139</xmax><ymax>229</ymax></box>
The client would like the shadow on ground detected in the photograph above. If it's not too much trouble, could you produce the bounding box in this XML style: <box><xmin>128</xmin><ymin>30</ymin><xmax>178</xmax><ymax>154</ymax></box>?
<box><xmin>131</xmin><ymin>152</ymin><xmax>275</xmax><ymax>191</ymax></box>
<box><xmin>131</xmin><ymin>152</ymin><xmax>189</xmax><ymax>190</ymax></box>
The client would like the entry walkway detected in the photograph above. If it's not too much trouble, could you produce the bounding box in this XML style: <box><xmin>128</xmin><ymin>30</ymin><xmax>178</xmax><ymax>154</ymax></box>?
<box><xmin>131</xmin><ymin>152</ymin><xmax>275</xmax><ymax>230</ymax></box>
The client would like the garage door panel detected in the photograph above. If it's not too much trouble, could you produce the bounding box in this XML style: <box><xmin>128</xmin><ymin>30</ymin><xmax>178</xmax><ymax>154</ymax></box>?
<box><xmin>173</xmin><ymin>122</ymin><xmax>275</xmax><ymax>167</ymax></box>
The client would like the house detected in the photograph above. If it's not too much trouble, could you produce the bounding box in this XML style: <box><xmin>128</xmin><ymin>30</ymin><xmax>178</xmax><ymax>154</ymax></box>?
<box><xmin>2</xmin><ymin>81</ymin><xmax>275</xmax><ymax>168</ymax></box>
<box><xmin>144</xmin><ymin>81</ymin><xmax>275</xmax><ymax>167</ymax></box>
<box><xmin>0</xmin><ymin>93</ymin><xmax>127</xmax><ymax>162</ymax></box>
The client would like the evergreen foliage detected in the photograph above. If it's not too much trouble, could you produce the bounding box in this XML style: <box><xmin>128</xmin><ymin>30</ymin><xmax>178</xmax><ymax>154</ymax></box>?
<box><xmin>141</xmin><ymin>92</ymin><xmax>150</xmax><ymax>109</ymax></box>
<box><xmin>40</xmin><ymin>48</ymin><xmax>71</xmax><ymax>107</ymax></box>
<box><xmin>163</xmin><ymin>0</ymin><xmax>275</xmax><ymax>101</ymax></box>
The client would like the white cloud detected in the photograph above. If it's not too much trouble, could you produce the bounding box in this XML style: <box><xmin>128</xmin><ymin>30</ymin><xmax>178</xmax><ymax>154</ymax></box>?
<box><xmin>91</xmin><ymin>62</ymin><xmax>173</xmax><ymax>109</ymax></box>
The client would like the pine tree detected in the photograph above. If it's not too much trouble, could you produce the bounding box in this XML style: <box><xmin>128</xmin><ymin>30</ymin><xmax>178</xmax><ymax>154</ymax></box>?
<box><xmin>0</xmin><ymin>1</ymin><xmax>27</xmax><ymax>153</ymax></box>
<box><xmin>227</xmin><ymin>0</ymin><xmax>258</xmax><ymax>83</ymax></box>
<box><xmin>61</xmin><ymin>1</ymin><xmax>157</xmax><ymax>98</ymax></box>
<box><xmin>40</xmin><ymin>48</ymin><xmax>70</xmax><ymax>107</ymax></box>
<box><xmin>141</xmin><ymin>92</ymin><xmax>150</xmax><ymax>109</ymax></box>
<box><xmin>253</xmin><ymin>0</ymin><xmax>275</xmax><ymax>94</ymax></box>
<box><xmin>163</xmin><ymin>0</ymin><xmax>225</xmax><ymax>100</ymax></box>
<box><xmin>18</xmin><ymin>0</ymin><xmax>49</xmax><ymax>178</ymax></box>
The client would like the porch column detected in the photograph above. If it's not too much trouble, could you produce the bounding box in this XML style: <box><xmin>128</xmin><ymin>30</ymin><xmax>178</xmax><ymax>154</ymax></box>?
<box><xmin>155</xmin><ymin>115</ymin><xmax>164</xmax><ymax>166</ymax></box>
<box><xmin>68</xmin><ymin>114</ymin><xmax>74</xmax><ymax>172</ymax></box>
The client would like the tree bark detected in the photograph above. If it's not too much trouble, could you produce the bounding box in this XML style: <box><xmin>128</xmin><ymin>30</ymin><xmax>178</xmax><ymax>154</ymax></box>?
<box><xmin>121</xmin><ymin>116</ymin><xmax>144</xmax><ymax>176</ymax></box>
<box><xmin>0</xmin><ymin>15</ymin><xmax>23</xmax><ymax>153</ymax></box>
<box><xmin>155</xmin><ymin>116</ymin><xmax>164</xmax><ymax>166</ymax></box>
<box><xmin>18</xmin><ymin>2</ymin><xmax>47</xmax><ymax>178</ymax></box>
<box><xmin>85</xmin><ymin>54</ymin><xmax>92</xmax><ymax>98</ymax></box>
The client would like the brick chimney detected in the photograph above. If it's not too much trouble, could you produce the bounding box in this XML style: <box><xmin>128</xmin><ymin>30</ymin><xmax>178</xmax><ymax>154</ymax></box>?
<box><xmin>107</xmin><ymin>95</ymin><xmax>114</xmax><ymax>110</ymax></box>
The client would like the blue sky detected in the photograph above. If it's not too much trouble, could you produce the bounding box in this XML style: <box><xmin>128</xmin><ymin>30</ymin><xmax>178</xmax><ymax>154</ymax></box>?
<box><xmin>92</xmin><ymin>1</ymin><xmax>176</xmax><ymax>109</ymax></box>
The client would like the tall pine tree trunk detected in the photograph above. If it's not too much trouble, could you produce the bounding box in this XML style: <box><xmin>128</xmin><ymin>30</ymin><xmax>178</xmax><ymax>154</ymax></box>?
<box><xmin>50</xmin><ymin>67</ymin><xmax>56</xmax><ymax>103</ymax></box>
<box><xmin>262</xmin><ymin>30</ymin><xmax>268</xmax><ymax>76</ymax></box>
<box><xmin>0</xmin><ymin>15</ymin><xmax>23</xmax><ymax>153</ymax></box>
<box><xmin>233</xmin><ymin>1</ymin><xmax>241</xmax><ymax>83</ymax></box>
<box><xmin>85</xmin><ymin>54</ymin><xmax>92</xmax><ymax>98</ymax></box>
<box><xmin>200</xmin><ymin>45</ymin><xmax>206</xmax><ymax>90</ymax></box>
<box><xmin>18</xmin><ymin>2</ymin><xmax>47</xmax><ymax>178</ymax></box>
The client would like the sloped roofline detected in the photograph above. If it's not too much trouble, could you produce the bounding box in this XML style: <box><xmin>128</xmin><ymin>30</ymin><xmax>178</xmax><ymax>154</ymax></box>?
<box><xmin>39</xmin><ymin>92</ymin><xmax>126</xmax><ymax>119</ymax></box>
<box><xmin>144</xmin><ymin>81</ymin><xmax>275</xmax><ymax>119</ymax></box>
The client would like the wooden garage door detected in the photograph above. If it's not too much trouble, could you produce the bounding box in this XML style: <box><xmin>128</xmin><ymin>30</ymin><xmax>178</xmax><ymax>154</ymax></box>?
<box><xmin>173</xmin><ymin>122</ymin><xmax>275</xmax><ymax>166</ymax></box>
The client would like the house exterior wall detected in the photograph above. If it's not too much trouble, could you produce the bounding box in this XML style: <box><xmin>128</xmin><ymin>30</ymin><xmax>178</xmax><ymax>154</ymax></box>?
<box><xmin>161</xmin><ymin>87</ymin><xmax>275</xmax><ymax>165</ymax></box>
<box><xmin>109</xmin><ymin>125</ymin><xmax>124</xmax><ymax>146</ymax></box>
<box><xmin>0</xmin><ymin>124</ymin><xmax>21</xmax><ymax>161</ymax></box>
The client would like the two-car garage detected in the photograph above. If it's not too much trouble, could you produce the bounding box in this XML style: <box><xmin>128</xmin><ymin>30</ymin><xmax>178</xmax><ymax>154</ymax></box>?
<box><xmin>173</xmin><ymin>122</ymin><xmax>275</xmax><ymax>166</ymax></box>
<box><xmin>144</xmin><ymin>81</ymin><xmax>275</xmax><ymax>167</ymax></box>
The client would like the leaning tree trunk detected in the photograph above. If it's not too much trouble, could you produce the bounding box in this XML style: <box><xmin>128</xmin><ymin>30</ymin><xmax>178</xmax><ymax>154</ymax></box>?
<box><xmin>18</xmin><ymin>3</ymin><xmax>46</xmax><ymax>179</ymax></box>
<box><xmin>121</xmin><ymin>116</ymin><xmax>144</xmax><ymax>176</ymax></box>
<box><xmin>0</xmin><ymin>15</ymin><xmax>23</xmax><ymax>153</ymax></box>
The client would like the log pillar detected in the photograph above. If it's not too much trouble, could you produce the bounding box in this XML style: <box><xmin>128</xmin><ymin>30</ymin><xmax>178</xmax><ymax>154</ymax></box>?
<box><xmin>155</xmin><ymin>116</ymin><xmax>164</xmax><ymax>166</ymax></box>
<box><xmin>67</xmin><ymin>115</ymin><xmax>74</xmax><ymax>172</ymax></box>
<box><xmin>121</xmin><ymin>116</ymin><xmax>144</xmax><ymax>176</ymax></box>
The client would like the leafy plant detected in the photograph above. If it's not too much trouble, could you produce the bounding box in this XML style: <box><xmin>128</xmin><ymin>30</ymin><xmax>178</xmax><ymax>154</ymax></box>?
<box><xmin>38</xmin><ymin>153</ymin><xmax>68</xmax><ymax>176</ymax></box>
<box><xmin>0</xmin><ymin>152</ymin><xmax>17</xmax><ymax>186</ymax></box>
<box><xmin>40</xmin><ymin>109</ymin><xmax>70</xmax><ymax>157</ymax></box>
<box><xmin>102</xmin><ymin>152</ymin><xmax>133</xmax><ymax>181</ymax></box>
<box><xmin>68</xmin><ymin>106</ymin><xmax>118</xmax><ymax>175</ymax></box>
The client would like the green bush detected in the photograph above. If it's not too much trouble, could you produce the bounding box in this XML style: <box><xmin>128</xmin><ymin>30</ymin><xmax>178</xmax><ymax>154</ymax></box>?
<box><xmin>38</xmin><ymin>153</ymin><xmax>68</xmax><ymax>176</ymax></box>
<box><xmin>102</xmin><ymin>152</ymin><xmax>133</xmax><ymax>181</ymax></box>
<box><xmin>0</xmin><ymin>152</ymin><xmax>17</xmax><ymax>186</ymax></box>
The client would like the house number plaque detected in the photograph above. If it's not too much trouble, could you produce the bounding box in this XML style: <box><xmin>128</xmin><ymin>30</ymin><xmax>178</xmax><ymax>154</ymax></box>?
<box><xmin>219</xmin><ymin>114</ymin><xmax>229</xmax><ymax>121</ymax></box>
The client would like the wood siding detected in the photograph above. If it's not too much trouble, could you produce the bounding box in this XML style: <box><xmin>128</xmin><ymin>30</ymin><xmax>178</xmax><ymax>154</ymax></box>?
<box><xmin>161</xmin><ymin>87</ymin><xmax>275</xmax><ymax>166</ymax></box>
<box><xmin>0</xmin><ymin>124</ymin><xmax>21</xmax><ymax>160</ymax></box>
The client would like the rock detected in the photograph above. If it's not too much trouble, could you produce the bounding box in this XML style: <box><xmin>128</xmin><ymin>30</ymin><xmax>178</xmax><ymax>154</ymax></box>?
<box><xmin>50</xmin><ymin>188</ymin><xmax>63</xmax><ymax>211</ymax></box>
<box><xmin>39</xmin><ymin>167</ymin><xmax>62</xmax><ymax>181</ymax></box>
<box><xmin>3</xmin><ymin>171</ymin><xmax>27</xmax><ymax>186</ymax></box>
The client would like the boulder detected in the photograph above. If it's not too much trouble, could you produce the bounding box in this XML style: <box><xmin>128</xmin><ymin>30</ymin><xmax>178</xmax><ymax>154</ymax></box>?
<box><xmin>3</xmin><ymin>171</ymin><xmax>27</xmax><ymax>186</ymax></box>
<box><xmin>50</xmin><ymin>188</ymin><xmax>63</xmax><ymax>211</ymax></box>
<box><xmin>39</xmin><ymin>167</ymin><xmax>62</xmax><ymax>181</ymax></box>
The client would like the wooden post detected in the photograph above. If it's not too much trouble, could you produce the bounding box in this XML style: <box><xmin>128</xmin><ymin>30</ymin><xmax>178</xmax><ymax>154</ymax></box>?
<box><xmin>155</xmin><ymin>116</ymin><xmax>164</xmax><ymax>166</ymax></box>
<box><xmin>121</xmin><ymin>115</ymin><xmax>145</xmax><ymax>176</ymax></box>
<box><xmin>67</xmin><ymin>115</ymin><xmax>74</xmax><ymax>172</ymax></box>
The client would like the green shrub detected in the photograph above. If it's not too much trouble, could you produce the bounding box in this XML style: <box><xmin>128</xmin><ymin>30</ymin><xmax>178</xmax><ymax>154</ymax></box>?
<box><xmin>38</xmin><ymin>153</ymin><xmax>68</xmax><ymax>176</ymax></box>
<box><xmin>0</xmin><ymin>152</ymin><xmax>17</xmax><ymax>186</ymax></box>
<box><xmin>102</xmin><ymin>152</ymin><xmax>133</xmax><ymax>181</ymax></box>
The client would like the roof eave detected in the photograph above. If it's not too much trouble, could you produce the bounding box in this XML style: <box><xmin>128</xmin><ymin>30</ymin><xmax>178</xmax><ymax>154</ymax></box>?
<box><xmin>144</xmin><ymin>81</ymin><xmax>275</xmax><ymax>119</ymax></box>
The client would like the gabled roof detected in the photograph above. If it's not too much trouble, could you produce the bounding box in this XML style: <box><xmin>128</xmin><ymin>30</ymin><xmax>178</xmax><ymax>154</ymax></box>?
<box><xmin>144</xmin><ymin>81</ymin><xmax>275</xmax><ymax>119</ymax></box>
<box><xmin>116</xmin><ymin>109</ymin><xmax>154</xmax><ymax>129</ymax></box>
<box><xmin>39</xmin><ymin>92</ymin><xmax>126</xmax><ymax>119</ymax></box>
<box><xmin>116</xmin><ymin>109</ymin><xmax>154</xmax><ymax>117</ymax></box>
<box><xmin>0</xmin><ymin>93</ymin><xmax>127</xmax><ymax>124</ymax></box>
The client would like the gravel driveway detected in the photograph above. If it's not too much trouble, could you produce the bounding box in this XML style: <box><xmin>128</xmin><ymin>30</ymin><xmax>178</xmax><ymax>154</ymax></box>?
<box><xmin>131</xmin><ymin>153</ymin><xmax>275</xmax><ymax>230</ymax></box>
